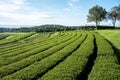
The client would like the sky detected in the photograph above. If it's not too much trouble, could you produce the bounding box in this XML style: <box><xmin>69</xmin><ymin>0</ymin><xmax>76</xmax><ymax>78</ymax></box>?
<box><xmin>0</xmin><ymin>0</ymin><xmax>120</xmax><ymax>27</ymax></box>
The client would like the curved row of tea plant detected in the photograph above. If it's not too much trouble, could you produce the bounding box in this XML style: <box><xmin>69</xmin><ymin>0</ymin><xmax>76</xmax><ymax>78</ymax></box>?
<box><xmin>1</xmin><ymin>31</ymin><xmax>119</xmax><ymax>80</ymax></box>
<box><xmin>18</xmin><ymin>32</ymin><xmax>50</xmax><ymax>42</ymax></box>
<box><xmin>0</xmin><ymin>31</ymin><xmax>79</xmax><ymax>78</ymax></box>
<box><xmin>1</xmin><ymin>31</ymin><xmax>86</xmax><ymax>80</ymax></box>
<box><xmin>88</xmin><ymin>33</ymin><xmax>120</xmax><ymax>80</ymax></box>
<box><xmin>0</xmin><ymin>34</ymin><xmax>10</xmax><ymax>40</ymax></box>
<box><xmin>0</xmin><ymin>33</ymin><xmax>34</xmax><ymax>45</ymax></box>
<box><xmin>0</xmin><ymin>32</ymin><xmax>76</xmax><ymax>65</ymax></box>
<box><xmin>39</xmin><ymin>32</ymin><xmax>94</xmax><ymax>80</ymax></box>
<box><xmin>0</xmin><ymin>33</ymin><xmax>48</xmax><ymax>52</ymax></box>
<box><xmin>0</xmin><ymin>32</ymin><xmax>72</xmax><ymax>58</ymax></box>
<box><xmin>0</xmin><ymin>32</ymin><xmax>76</xmax><ymax>67</ymax></box>
<box><xmin>0</xmin><ymin>32</ymin><xmax>69</xmax><ymax>53</ymax></box>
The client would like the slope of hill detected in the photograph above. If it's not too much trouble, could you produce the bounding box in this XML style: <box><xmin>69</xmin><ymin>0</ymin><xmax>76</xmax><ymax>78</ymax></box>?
<box><xmin>0</xmin><ymin>31</ymin><xmax>120</xmax><ymax>80</ymax></box>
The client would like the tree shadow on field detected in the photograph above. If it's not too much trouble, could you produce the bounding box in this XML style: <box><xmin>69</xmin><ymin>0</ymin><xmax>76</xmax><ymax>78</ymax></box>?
<box><xmin>105</xmin><ymin>39</ymin><xmax>120</xmax><ymax>64</ymax></box>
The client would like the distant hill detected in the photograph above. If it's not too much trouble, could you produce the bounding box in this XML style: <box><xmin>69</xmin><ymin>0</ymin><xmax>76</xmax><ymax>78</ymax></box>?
<box><xmin>0</xmin><ymin>24</ymin><xmax>119</xmax><ymax>33</ymax></box>
<box><xmin>34</xmin><ymin>24</ymin><xmax>65</xmax><ymax>28</ymax></box>
<box><xmin>0</xmin><ymin>24</ymin><xmax>69</xmax><ymax>32</ymax></box>
<box><xmin>33</xmin><ymin>24</ymin><xmax>68</xmax><ymax>32</ymax></box>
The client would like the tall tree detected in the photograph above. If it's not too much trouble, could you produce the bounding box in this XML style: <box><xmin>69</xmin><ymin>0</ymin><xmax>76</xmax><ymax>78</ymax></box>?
<box><xmin>87</xmin><ymin>5</ymin><xmax>107</xmax><ymax>29</ymax></box>
<box><xmin>107</xmin><ymin>5</ymin><xmax>120</xmax><ymax>27</ymax></box>
<box><xmin>117</xmin><ymin>5</ymin><xmax>120</xmax><ymax>20</ymax></box>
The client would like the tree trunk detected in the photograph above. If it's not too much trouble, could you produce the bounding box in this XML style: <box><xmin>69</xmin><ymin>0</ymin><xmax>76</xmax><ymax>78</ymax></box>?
<box><xmin>112</xmin><ymin>20</ymin><xmax>116</xmax><ymax>28</ymax></box>
<box><xmin>95</xmin><ymin>20</ymin><xmax>98</xmax><ymax>30</ymax></box>
<box><xmin>113</xmin><ymin>22</ymin><xmax>115</xmax><ymax>27</ymax></box>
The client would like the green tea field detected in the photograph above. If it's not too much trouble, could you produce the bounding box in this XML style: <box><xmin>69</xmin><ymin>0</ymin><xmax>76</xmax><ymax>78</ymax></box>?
<box><xmin>98</xmin><ymin>30</ymin><xmax>120</xmax><ymax>49</ymax></box>
<box><xmin>0</xmin><ymin>31</ymin><xmax>120</xmax><ymax>80</ymax></box>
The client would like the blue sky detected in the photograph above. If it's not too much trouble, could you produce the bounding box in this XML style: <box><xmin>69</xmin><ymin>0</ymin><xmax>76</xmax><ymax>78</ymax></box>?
<box><xmin>0</xmin><ymin>0</ymin><xmax>120</xmax><ymax>27</ymax></box>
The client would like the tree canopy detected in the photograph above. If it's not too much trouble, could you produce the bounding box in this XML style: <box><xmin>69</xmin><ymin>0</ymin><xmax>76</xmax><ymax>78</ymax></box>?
<box><xmin>107</xmin><ymin>5</ymin><xmax>120</xmax><ymax>27</ymax></box>
<box><xmin>87</xmin><ymin>5</ymin><xmax>107</xmax><ymax>29</ymax></box>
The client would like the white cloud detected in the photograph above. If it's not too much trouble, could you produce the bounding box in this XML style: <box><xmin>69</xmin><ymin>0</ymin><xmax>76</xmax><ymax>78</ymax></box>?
<box><xmin>64</xmin><ymin>0</ymin><xmax>81</xmax><ymax>12</ymax></box>
<box><xmin>0</xmin><ymin>3</ymin><xmax>19</xmax><ymax>12</ymax></box>
<box><xmin>0</xmin><ymin>0</ymin><xmax>51</xmax><ymax>25</ymax></box>
<box><xmin>0</xmin><ymin>0</ymin><xmax>86</xmax><ymax>26</ymax></box>
<box><xmin>0</xmin><ymin>12</ymin><xmax>50</xmax><ymax>20</ymax></box>
<box><xmin>0</xmin><ymin>0</ymin><xmax>26</xmax><ymax>12</ymax></box>
<box><xmin>0</xmin><ymin>11</ymin><xmax>51</xmax><ymax>25</ymax></box>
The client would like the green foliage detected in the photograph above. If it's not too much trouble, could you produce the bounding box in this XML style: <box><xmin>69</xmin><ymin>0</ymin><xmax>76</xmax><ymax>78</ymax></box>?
<box><xmin>0</xmin><ymin>33</ymin><xmax>34</xmax><ymax>45</ymax></box>
<box><xmin>107</xmin><ymin>5</ymin><xmax>120</xmax><ymax>27</ymax></box>
<box><xmin>39</xmin><ymin>32</ymin><xmax>94</xmax><ymax>80</ymax></box>
<box><xmin>88</xmin><ymin>33</ymin><xmax>120</xmax><ymax>80</ymax></box>
<box><xmin>0</xmin><ymin>31</ymin><xmax>120</xmax><ymax>80</ymax></box>
<box><xmin>116</xmin><ymin>5</ymin><xmax>120</xmax><ymax>20</ymax></box>
<box><xmin>0</xmin><ymin>32</ymin><xmax>75</xmax><ymax>67</ymax></box>
<box><xmin>0</xmin><ymin>34</ymin><xmax>10</xmax><ymax>40</ymax></box>
<box><xmin>87</xmin><ymin>5</ymin><xmax>107</xmax><ymax>29</ymax></box>
<box><xmin>98</xmin><ymin>30</ymin><xmax>120</xmax><ymax>49</ymax></box>
<box><xmin>1</xmin><ymin>32</ymin><xmax>83</xmax><ymax>79</ymax></box>
<box><xmin>0</xmin><ymin>31</ymin><xmax>77</xmax><ymax>78</ymax></box>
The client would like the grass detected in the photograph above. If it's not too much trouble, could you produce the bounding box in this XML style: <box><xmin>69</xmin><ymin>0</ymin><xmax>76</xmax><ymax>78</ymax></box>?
<box><xmin>98</xmin><ymin>30</ymin><xmax>120</xmax><ymax>49</ymax></box>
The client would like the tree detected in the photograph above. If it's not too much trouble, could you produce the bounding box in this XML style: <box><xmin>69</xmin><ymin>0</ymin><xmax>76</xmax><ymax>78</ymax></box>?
<box><xmin>107</xmin><ymin>5</ymin><xmax>120</xmax><ymax>27</ymax></box>
<box><xmin>87</xmin><ymin>5</ymin><xmax>107</xmax><ymax>29</ymax></box>
<box><xmin>117</xmin><ymin>5</ymin><xmax>120</xmax><ymax>20</ymax></box>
